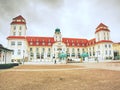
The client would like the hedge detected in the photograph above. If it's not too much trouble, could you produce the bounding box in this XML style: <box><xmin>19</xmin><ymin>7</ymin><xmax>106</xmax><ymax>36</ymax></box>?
<box><xmin>0</xmin><ymin>63</ymin><xmax>19</xmax><ymax>69</ymax></box>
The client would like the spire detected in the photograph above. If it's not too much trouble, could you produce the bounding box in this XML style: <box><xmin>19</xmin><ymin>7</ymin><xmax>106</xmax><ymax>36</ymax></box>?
<box><xmin>11</xmin><ymin>15</ymin><xmax>26</xmax><ymax>25</ymax></box>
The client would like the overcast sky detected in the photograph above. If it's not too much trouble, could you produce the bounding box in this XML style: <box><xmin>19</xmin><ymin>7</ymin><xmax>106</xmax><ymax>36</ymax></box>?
<box><xmin>0</xmin><ymin>0</ymin><xmax>120</xmax><ymax>47</ymax></box>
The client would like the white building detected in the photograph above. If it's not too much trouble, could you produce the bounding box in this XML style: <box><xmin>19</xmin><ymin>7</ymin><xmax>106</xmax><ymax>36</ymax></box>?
<box><xmin>7</xmin><ymin>15</ymin><xmax>114</xmax><ymax>62</ymax></box>
<box><xmin>0</xmin><ymin>44</ymin><xmax>13</xmax><ymax>64</ymax></box>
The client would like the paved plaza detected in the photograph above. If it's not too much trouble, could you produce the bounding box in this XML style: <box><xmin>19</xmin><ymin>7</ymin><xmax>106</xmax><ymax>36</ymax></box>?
<box><xmin>0</xmin><ymin>61</ymin><xmax>120</xmax><ymax>90</ymax></box>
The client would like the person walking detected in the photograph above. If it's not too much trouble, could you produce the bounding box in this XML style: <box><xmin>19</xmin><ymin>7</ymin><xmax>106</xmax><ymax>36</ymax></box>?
<box><xmin>54</xmin><ymin>59</ymin><xmax>56</xmax><ymax>64</ymax></box>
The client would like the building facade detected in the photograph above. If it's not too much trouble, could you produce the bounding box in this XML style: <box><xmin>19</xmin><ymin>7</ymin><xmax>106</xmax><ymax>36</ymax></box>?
<box><xmin>0</xmin><ymin>44</ymin><xmax>13</xmax><ymax>64</ymax></box>
<box><xmin>7</xmin><ymin>15</ymin><xmax>114</xmax><ymax>62</ymax></box>
<box><xmin>113</xmin><ymin>42</ymin><xmax>120</xmax><ymax>59</ymax></box>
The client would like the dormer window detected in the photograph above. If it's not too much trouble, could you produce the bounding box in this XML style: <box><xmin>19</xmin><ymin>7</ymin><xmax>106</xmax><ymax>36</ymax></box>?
<box><xmin>48</xmin><ymin>43</ymin><xmax>51</xmax><ymax>45</ymax></box>
<box><xmin>67</xmin><ymin>43</ymin><xmax>69</xmax><ymax>46</ymax></box>
<box><xmin>13</xmin><ymin>32</ymin><xmax>16</xmax><ymax>35</ymax></box>
<box><xmin>19</xmin><ymin>26</ymin><xmax>22</xmax><ymax>30</ymax></box>
<box><xmin>17</xmin><ymin>19</ymin><xmax>21</xmax><ymax>22</ymax></box>
<box><xmin>14</xmin><ymin>26</ymin><xmax>16</xmax><ymax>30</ymax></box>
<box><xmin>72</xmin><ymin>43</ymin><xmax>74</xmax><ymax>46</ymax></box>
<box><xmin>36</xmin><ymin>42</ymin><xmax>39</xmax><ymax>45</ymax></box>
<box><xmin>82</xmin><ymin>44</ymin><xmax>84</xmax><ymax>46</ymax></box>
<box><xmin>42</xmin><ymin>42</ymin><xmax>45</xmax><ymax>45</ymax></box>
<box><xmin>30</xmin><ymin>42</ymin><xmax>33</xmax><ymax>45</ymax></box>
<box><xmin>19</xmin><ymin>32</ymin><xmax>21</xmax><ymax>36</ymax></box>
<box><xmin>48</xmin><ymin>39</ymin><xmax>50</xmax><ymax>42</ymax></box>
<box><xmin>22</xmin><ymin>20</ymin><xmax>25</xmax><ymax>22</ymax></box>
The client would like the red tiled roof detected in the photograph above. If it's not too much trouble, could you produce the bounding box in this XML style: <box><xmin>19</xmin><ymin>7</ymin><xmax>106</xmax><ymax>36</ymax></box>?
<box><xmin>87</xmin><ymin>38</ymin><xmax>96</xmax><ymax>46</ymax></box>
<box><xmin>7</xmin><ymin>36</ymin><xmax>113</xmax><ymax>47</ymax></box>
<box><xmin>26</xmin><ymin>36</ymin><xmax>54</xmax><ymax>46</ymax></box>
<box><xmin>62</xmin><ymin>38</ymin><xmax>88</xmax><ymax>47</ymax></box>
<box><xmin>7</xmin><ymin>36</ymin><xmax>25</xmax><ymax>39</ymax></box>
<box><xmin>96</xmin><ymin>23</ymin><xmax>108</xmax><ymax>29</ymax></box>
<box><xmin>96</xmin><ymin>40</ymin><xmax>113</xmax><ymax>44</ymax></box>
<box><xmin>13</xmin><ymin>15</ymin><xmax>25</xmax><ymax>20</ymax></box>
<box><xmin>95</xmin><ymin>23</ymin><xmax>110</xmax><ymax>33</ymax></box>
<box><xmin>11</xmin><ymin>15</ymin><xmax>26</xmax><ymax>25</ymax></box>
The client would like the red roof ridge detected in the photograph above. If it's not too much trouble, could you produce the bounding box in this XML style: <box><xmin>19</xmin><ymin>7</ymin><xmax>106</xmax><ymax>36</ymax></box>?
<box><xmin>63</xmin><ymin>37</ymin><xmax>88</xmax><ymax>40</ymax></box>
<box><xmin>13</xmin><ymin>15</ymin><xmax>25</xmax><ymax>20</ymax></box>
<box><xmin>96</xmin><ymin>23</ymin><xmax>108</xmax><ymax>29</ymax></box>
<box><xmin>26</xmin><ymin>36</ymin><xmax>54</xmax><ymax>38</ymax></box>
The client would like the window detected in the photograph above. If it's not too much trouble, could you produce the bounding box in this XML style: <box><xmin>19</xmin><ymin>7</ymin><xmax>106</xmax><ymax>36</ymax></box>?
<box><xmin>93</xmin><ymin>52</ymin><xmax>95</xmax><ymax>56</ymax></box>
<box><xmin>42</xmin><ymin>42</ymin><xmax>45</xmax><ymax>45</ymax></box>
<box><xmin>89</xmin><ymin>52</ymin><xmax>91</xmax><ymax>56</ymax></box>
<box><xmin>12</xmin><ymin>50</ymin><xmax>14</xmax><ymax>55</ymax></box>
<box><xmin>17</xmin><ymin>49</ymin><xmax>21</xmax><ymax>55</ymax></box>
<box><xmin>105</xmin><ymin>50</ymin><xmax>107</xmax><ymax>55</ymax></box>
<box><xmin>48</xmin><ymin>48</ymin><xmax>51</xmax><ymax>52</ymax></box>
<box><xmin>42</xmin><ymin>48</ymin><xmax>45</xmax><ymax>52</ymax></box>
<box><xmin>109</xmin><ymin>44</ymin><xmax>111</xmax><ymax>48</ymax></box>
<box><xmin>36</xmin><ymin>42</ymin><xmax>39</xmax><ymax>45</ymax></box>
<box><xmin>36</xmin><ymin>48</ymin><xmax>39</xmax><ymax>52</ymax></box>
<box><xmin>19</xmin><ymin>32</ymin><xmax>21</xmax><ymax>36</ymax></box>
<box><xmin>19</xmin><ymin>26</ymin><xmax>22</xmax><ymax>30</ymax></box>
<box><xmin>82</xmin><ymin>44</ymin><xmax>84</xmax><ymax>46</ymax></box>
<box><xmin>18</xmin><ymin>42</ymin><xmax>22</xmax><ymax>46</ymax></box>
<box><xmin>30</xmin><ymin>48</ymin><xmax>32</xmax><ymax>51</ymax></box>
<box><xmin>77</xmin><ymin>48</ymin><xmax>79</xmax><ymax>52</ymax></box>
<box><xmin>98</xmin><ymin>45</ymin><xmax>100</xmax><ymax>49</ymax></box>
<box><xmin>14</xmin><ymin>26</ymin><xmax>16</xmax><ymax>30</ymax></box>
<box><xmin>30</xmin><ymin>42</ymin><xmax>33</xmax><ymax>45</ymax></box>
<box><xmin>104</xmin><ymin>36</ymin><xmax>106</xmax><ymax>40</ymax></box>
<box><xmin>11</xmin><ymin>41</ymin><xmax>15</xmax><ymax>46</ymax></box>
<box><xmin>72</xmin><ymin>48</ymin><xmax>74</xmax><ymax>52</ymax></box>
<box><xmin>48</xmin><ymin>43</ymin><xmax>51</xmax><ymax>45</ymax></box>
<box><xmin>30</xmin><ymin>52</ymin><xmax>33</xmax><ymax>57</ymax></box>
<box><xmin>89</xmin><ymin>48</ymin><xmax>91</xmax><ymax>51</ymax></box>
<box><xmin>67</xmin><ymin>48</ymin><xmax>69</xmax><ymax>52</ymax></box>
<box><xmin>67</xmin><ymin>43</ymin><xmax>69</xmax><ymax>46</ymax></box>
<box><xmin>105</xmin><ymin>44</ymin><xmax>107</xmax><ymax>48</ymax></box>
<box><xmin>109</xmin><ymin>50</ymin><xmax>111</xmax><ymax>55</ymax></box>
<box><xmin>72</xmin><ymin>53</ymin><xmax>75</xmax><ymax>57</ymax></box>
<box><xmin>82</xmin><ymin>49</ymin><xmax>84</xmax><ymax>52</ymax></box>
<box><xmin>13</xmin><ymin>32</ymin><xmax>16</xmax><ymax>35</ymax></box>
<box><xmin>72</xmin><ymin>43</ymin><xmax>74</xmax><ymax>46</ymax></box>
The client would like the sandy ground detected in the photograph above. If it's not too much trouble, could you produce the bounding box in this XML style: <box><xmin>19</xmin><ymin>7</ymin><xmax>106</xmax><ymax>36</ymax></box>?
<box><xmin>0</xmin><ymin>62</ymin><xmax>120</xmax><ymax>90</ymax></box>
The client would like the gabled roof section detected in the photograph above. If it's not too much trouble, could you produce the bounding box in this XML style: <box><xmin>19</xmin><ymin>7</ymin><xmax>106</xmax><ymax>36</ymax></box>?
<box><xmin>62</xmin><ymin>38</ymin><xmax>88</xmax><ymax>47</ymax></box>
<box><xmin>87</xmin><ymin>38</ymin><xmax>96</xmax><ymax>46</ymax></box>
<box><xmin>95</xmin><ymin>23</ymin><xmax>110</xmax><ymax>33</ymax></box>
<box><xmin>11</xmin><ymin>15</ymin><xmax>26</xmax><ymax>25</ymax></box>
<box><xmin>13</xmin><ymin>15</ymin><xmax>25</xmax><ymax>20</ymax></box>
<box><xmin>96</xmin><ymin>23</ymin><xmax>108</xmax><ymax>29</ymax></box>
<box><xmin>26</xmin><ymin>36</ymin><xmax>54</xmax><ymax>46</ymax></box>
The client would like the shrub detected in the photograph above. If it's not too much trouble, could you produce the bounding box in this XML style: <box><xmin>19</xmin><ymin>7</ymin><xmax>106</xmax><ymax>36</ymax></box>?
<box><xmin>0</xmin><ymin>63</ymin><xmax>19</xmax><ymax>69</ymax></box>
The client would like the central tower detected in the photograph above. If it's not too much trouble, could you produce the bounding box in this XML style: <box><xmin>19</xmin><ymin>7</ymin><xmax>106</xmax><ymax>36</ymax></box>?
<box><xmin>54</xmin><ymin>28</ymin><xmax>62</xmax><ymax>42</ymax></box>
